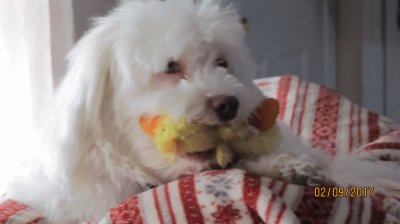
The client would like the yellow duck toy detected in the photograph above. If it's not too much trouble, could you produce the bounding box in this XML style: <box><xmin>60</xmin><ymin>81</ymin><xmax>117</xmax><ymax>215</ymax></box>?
<box><xmin>139</xmin><ymin>98</ymin><xmax>281</xmax><ymax>168</ymax></box>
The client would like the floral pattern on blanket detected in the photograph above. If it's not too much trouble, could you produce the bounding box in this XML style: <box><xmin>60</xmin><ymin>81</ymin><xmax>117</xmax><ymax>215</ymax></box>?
<box><xmin>102</xmin><ymin>169</ymin><xmax>398</xmax><ymax>224</ymax></box>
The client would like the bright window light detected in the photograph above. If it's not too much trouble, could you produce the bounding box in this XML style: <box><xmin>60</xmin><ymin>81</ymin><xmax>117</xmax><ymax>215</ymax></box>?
<box><xmin>0</xmin><ymin>31</ymin><xmax>39</xmax><ymax>195</ymax></box>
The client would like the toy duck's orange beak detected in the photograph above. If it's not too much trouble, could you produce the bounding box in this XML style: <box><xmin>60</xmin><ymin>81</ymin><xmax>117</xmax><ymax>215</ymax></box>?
<box><xmin>249</xmin><ymin>98</ymin><xmax>280</xmax><ymax>132</ymax></box>
<box><xmin>139</xmin><ymin>115</ymin><xmax>161</xmax><ymax>137</ymax></box>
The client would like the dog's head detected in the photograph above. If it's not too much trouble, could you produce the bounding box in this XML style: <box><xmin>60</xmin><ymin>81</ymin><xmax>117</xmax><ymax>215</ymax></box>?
<box><xmin>48</xmin><ymin>0</ymin><xmax>265</xmax><ymax>181</ymax></box>
<box><xmin>107</xmin><ymin>0</ymin><xmax>264</xmax><ymax>123</ymax></box>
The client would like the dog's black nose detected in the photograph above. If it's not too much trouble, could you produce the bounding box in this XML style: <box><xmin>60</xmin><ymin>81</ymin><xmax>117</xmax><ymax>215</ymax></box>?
<box><xmin>209</xmin><ymin>95</ymin><xmax>239</xmax><ymax>121</ymax></box>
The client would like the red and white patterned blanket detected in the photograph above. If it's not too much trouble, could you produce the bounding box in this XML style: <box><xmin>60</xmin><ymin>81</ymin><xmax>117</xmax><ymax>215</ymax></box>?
<box><xmin>1</xmin><ymin>75</ymin><xmax>400</xmax><ymax>224</ymax></box>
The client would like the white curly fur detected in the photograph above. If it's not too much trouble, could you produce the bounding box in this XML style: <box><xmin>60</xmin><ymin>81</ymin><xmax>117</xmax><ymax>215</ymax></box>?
<box><xmin>6</xmin><ymin>0</ymin><xmax>400</xmax><ymax>223</ymax></box>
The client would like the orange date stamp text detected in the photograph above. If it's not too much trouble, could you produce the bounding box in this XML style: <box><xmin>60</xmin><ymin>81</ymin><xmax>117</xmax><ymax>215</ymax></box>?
<box><xmin>314</xmin><ymin>187</ymin><xmax>374</xmax><ymax>198</ymax></box>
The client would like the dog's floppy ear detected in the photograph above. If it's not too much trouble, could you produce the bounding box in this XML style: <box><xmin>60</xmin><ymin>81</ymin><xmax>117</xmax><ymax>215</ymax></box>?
<box><xmin>64</xmin><ymin>22</ymin><xmax>113</xmax><ymax>128</ymax></box>
<box><xmin>41</xmin><ymin>19</ymin><xmax>115</xmax><ymax>181</ymax></box>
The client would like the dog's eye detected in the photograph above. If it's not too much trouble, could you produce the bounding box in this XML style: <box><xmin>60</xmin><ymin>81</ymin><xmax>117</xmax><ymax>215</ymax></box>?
<box><xmin>165</xmin><ymin>61</ymin><xmax>181</xmax><ymax>74</ymax></box>
<box><xmin>215</xmin><ymin>57</ymin><xmax>228</xmax><ymax>68</ymax></box>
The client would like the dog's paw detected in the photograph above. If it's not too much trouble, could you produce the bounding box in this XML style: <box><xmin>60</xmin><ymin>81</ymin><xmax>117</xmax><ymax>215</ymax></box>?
<box><xmin>238</xmin><ymin>153</ymin><xmax>330</xmax><ymax>186</ymax></box>
<box><xmin>274</xmin><ymin>154</ymin><xmax>329</xmax><ymax>186</ymax></box>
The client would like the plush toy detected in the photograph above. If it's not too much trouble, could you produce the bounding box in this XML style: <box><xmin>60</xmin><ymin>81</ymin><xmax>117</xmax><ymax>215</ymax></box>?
<box><xmin>139</xmin><ymin>98</ymin><xmax>281</xmax><ymax>167</ymax></box>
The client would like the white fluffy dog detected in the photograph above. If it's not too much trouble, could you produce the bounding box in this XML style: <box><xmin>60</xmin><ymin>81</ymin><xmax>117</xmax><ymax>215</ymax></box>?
<box><xmin>7</xmin><ymin>0</ymin><xmax>400</xmax><ymax>223</ymax></box>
